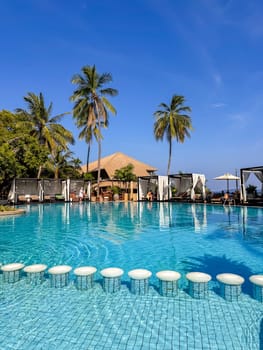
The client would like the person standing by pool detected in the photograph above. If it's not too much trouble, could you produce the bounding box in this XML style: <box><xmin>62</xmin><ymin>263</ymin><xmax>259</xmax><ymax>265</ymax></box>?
<box><xmin>79</xmin><ymin>187</ymin><xmax>84</xmax><ymax>202</ymax></box>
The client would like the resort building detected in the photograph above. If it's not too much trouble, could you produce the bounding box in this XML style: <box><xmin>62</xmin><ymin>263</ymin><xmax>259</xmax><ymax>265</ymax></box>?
<box><xmin>81</xmin><ymin>152</ymin><xmax>157</xmax><ymax>200</ymax></box>
<box><xmin>81</xmin><ymin>151</ymin><xmax>157</xmax><ymax>179</ymax></box>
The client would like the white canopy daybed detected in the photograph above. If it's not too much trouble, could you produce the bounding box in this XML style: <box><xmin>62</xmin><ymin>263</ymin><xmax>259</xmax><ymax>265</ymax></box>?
<box><xmin>240</xmin><ymin>166</ymin><xmax>263</xmax><ymax>202</ymax></box>
<box><xmin>138</xmin><ymin>173</ymin><xmax>206</xmax><ymax>201</ymax></box>
<box><xmin>168</xmin><ymin>173</ymin><xmax>206</xmax><ymax>201</ymax></box>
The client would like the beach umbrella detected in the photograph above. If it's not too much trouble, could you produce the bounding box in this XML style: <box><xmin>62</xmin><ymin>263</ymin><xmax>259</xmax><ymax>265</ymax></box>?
<box><xmin>213</xmin><ymin>173</ymin><xmax>240</xmax><ymax>193</ymax></box>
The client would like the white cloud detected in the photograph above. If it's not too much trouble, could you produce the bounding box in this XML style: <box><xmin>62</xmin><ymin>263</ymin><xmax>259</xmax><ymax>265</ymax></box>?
<box><xmin>211</xmin><ymin>102</ymin><xmax>226</xmax><ymax>108</ymax></box>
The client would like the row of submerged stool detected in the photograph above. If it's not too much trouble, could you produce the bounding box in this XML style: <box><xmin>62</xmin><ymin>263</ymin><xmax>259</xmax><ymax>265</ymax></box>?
<box><xmin>1</xmin><ymin>263</ymin><xmax>263</xmax><ymax>302</ymax></box>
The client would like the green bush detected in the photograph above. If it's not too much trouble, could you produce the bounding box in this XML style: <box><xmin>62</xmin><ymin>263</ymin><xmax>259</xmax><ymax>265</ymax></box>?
<box><xmin>0</xmin><ymin>205</ymin><xmax>14</xmax><ymax>212</ymax></box>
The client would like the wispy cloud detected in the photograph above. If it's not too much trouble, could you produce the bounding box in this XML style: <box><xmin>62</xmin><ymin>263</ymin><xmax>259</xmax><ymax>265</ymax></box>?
<box><xmin>211</xmin><ymin>102</ymin><xmax>226</xmax><ymax>108</ymax></box>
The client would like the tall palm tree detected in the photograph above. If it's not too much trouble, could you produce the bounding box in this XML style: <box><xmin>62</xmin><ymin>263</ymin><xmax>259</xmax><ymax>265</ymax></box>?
<box><xmin>16</xmin><ymin>92</ymin><xmax>74</xmax><ymax>178</ymax></box>
<box><xmin>154</xmin><ymin>95</ymin><xmax>193</xmax><ymax>175</ymax></box>
<box><xmin>74</xmin><ymin>112</ymin><xmax>102</xmax><ymax>174</ymax></box>
<box><xmin>70</xmin><ymin>65</ymin><xmax>118</xmax><ymax>196</ymax></box>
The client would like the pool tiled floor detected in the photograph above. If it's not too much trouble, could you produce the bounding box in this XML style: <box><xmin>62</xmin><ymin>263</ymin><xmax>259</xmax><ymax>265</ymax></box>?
<box><xmin>0</xmin><ymin>278</ymin><xmax>262</xmax><ymax>350</ymax></box>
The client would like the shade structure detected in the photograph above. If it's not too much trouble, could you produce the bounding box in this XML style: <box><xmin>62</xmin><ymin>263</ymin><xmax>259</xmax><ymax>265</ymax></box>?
<box><xmin>214</xmin><ymin>173</ymin><xmax>240</xmax><ymax>193</ymax></box>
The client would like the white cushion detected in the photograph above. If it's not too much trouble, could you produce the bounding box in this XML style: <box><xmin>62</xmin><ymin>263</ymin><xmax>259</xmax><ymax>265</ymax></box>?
<box><xmin>128</xmin><ymin>269</ymin><xmax>152</xmax><ymax>280</ymax></box>
<box><xmin>249</xmin><ymin>275</ymin><xmax>263</xmax><ymax>287</ymax></box>
<box><xmin>216</xmin><ymin>273</ymin><xmax>244</xmax><ymax>285</ymax></box>
<box><xmin>2</xmin><ymin>263</ymin><xmax>25</xmax><ymax>272</ymax></box>
<box><xmin>24</xmin><ymin>264</ymin><xmax>47</xmax><ymax>273</ymax></box>
<box><xmin>48</xmin><ymin>265</ymin><xmax>72</xmax><ymax>275</ymax></box>
<box><xmin>100</xmin><ymin>267</ymin><xmax>124</xmax><ymax>278</ymax></box>
<box><xmin>74</xmin><ymin>266</ymin><xmax>97</xmax><ymax>276</ymax></box>
<box><xmin>156</xmin><ymin>270</ymin><xmax>181</xmax><ymax>282</ymax></box>
<box><xmin>186</xmin><ymin>272</ymin><xmax>211</xmax><ymax>283</ymax></box>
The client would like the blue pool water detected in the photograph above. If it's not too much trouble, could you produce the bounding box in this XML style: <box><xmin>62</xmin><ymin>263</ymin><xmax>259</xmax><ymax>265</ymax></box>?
<box><xmin>0</xmin><ymin>202</ymin><xmax>263</xmax><ymax>349</ymax></box>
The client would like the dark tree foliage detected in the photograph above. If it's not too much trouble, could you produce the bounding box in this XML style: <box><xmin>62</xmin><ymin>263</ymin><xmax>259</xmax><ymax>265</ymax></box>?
<box><xmin>0</xmin><ymin>108</ymin><xmax>80</xmax><ymax>194</ymax></box>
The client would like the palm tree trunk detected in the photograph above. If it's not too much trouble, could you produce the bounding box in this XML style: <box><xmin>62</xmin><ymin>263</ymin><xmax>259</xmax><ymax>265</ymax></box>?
<box><xmin>167</xmin><ymin>139</ymin><xmax>172</xmax><ymax>176</ymax></box>
<box><xmin>86</xmin><ymin>143</ymin><xmax>91</xmax><ymax>174</ymax></box>
<box><xmin>95</xmin><ymin>100</ymin><xmax>101</xmax><ymax>199</ymax></box>
<box><xmin>97</xmin><ymin>139</ymin><xmax>101</xmax><ymax>198</ymax></box>
<box><xmin>37</xmin><ymin>165</ymin><xmax>42</xmax><ymax>179</ymax></box>
<box><xmin>54</xmin><ymin>168</ymin><xmax>59</xmax><ymax>179</ymax></box>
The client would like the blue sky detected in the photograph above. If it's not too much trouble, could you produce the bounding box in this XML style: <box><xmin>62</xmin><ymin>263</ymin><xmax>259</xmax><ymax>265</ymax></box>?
<box><xmin>1</xmin><ymin>0</ymin><xmax>263</xmax><ymax>191</ymax></box>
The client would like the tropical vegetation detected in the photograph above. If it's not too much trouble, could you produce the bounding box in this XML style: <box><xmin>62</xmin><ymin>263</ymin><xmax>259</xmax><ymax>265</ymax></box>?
<box><xmin>16</xmin><ymin>92</ymin><xmax>75</xmax><ymax>178</ymax></box>
<box><xmin>114</xmin><ymin>163</ymin><xmax>137</xmax><ymax>194</ymax></box>
<box><xmin>114</xmin><ymin>164</ymin><xmax>137</xmax><ymax>182</ymax></box>
<box><xmin>0</xmin><ymin>65</ymin><xmax>195</xmax><ymax>198</ymax></box>
<box><xmin>0</xmin><ymin>94</ymin><xmax>80</xmax><ymax>193</ymax></box>
<box><xmin>0</xmin><ymin>205</ymin><xmax>16</xmax><ymax>212</ymax></box>
<box><xmin>70</xmin><ymin>65</ymin><xmax>118</xmax><ymax>197</ymax></box>
<box><xmin>154</xmin><ymin>95</ymin><xmax>193</xmax><ymax>175</ymax></box>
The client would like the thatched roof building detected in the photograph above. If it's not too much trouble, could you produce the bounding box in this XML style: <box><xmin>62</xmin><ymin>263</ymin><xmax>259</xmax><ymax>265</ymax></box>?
<box><xmin>81</xmin><ymin>152</ymin><xmax>157</xmax><ymax>179</ymax></box>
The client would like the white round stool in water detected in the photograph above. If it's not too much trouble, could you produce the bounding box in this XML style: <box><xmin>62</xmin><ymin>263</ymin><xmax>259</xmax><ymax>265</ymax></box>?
<box><xmin>24</xmin><ymin>264</ymin><xmax>47</xmax><ymax>285</ymax></box>
<box><xmin>249</xmin><ymin>275</ymin><xmax>263</xmax><ymax>302</ymax></box>
<box><xmin>156</xmin><ymin>270</ymin><xmax>181</xmax><ymax>297</ymax></box>
<box><xmin>100</xmin><ymin>267</ymin><xmax>124</xmax><ymax>293</ymax></box>
<box><xmin>74</xmin><ymin>266</ymin><xmax>97</xmax><ymax>290</ymax></box>
<box><xmin>48</xmin><ymin>265</ymin><xmax>72</xmax><ymax>288</ymax></box>
<box><xmin>186</xmin><ymin>272</ymin><xmax>212</xmax><ymax>299</ymax></box>
<box><xmin>128</xmin><ymin>269</ymin><xmax>152</xmax><ymax>295</ymax></box>
<box><xmin>216</xmin><ymin>273</ymin><xmax>244</xmax><ymax>301</ymax></box>
<box><xmin>1</xmin><ymin>263</ymin><xmax>25</xmax><ymax>283</ymax></box>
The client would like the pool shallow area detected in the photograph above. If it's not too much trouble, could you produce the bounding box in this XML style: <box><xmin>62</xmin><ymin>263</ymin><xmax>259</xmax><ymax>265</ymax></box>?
<box><xmin>0</xmin><ymin>202</ymin><xmax>263</xmax><ymax>349</ymax></box>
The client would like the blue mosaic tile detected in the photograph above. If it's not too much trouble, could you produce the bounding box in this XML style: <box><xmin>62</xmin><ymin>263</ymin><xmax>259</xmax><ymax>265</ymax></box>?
<box><xmin>252</xmin><ymin>284</ymin><xmax>263</xmax><ymax>302</ymax></box>
<box><xmin>26</xmin><ymin>271</ymin><xmax>45</xmax><ymax>285</ymax></box>
<box><xmin>188</xmin><ymin>281</ymin><xmax>209</xmax><ymax>299</ymax></box>
<box><xmin>3</xmin><ymin>270</ymin><xmax>21</xmax><ymax>283</ymax></box>
<box><xmin>75</xmin><ymin>274</ymin><xmax>94</xmax><ymax>290</ymax></box>
<box><xmin>220</xmin><ymin>283</ymin><xmax>242</xmax><ymax>301</ymax></box>
<box><xmin>103</xmin><ymin>277</ymin><xmax>121</xmax><ymax>293</ymax></box>
<box><xmin>159</xmin><ymin>280</ymin><xmax>179</xmax><ymax>297</ymax></box>
<box><xmin>130</xmin><ymin>278</ymin><xmax>149</xmax><ymax>295</ymax></box>
<box><xmin>49</xmin><ymin>272</ymin><xmax>70</xmax><ymax>288</ymax></box>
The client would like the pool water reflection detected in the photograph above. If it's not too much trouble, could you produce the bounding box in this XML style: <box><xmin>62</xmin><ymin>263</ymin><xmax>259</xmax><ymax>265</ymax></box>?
<box><xmin>0</xmin><ymin>202</ymin><xmax>262</xmax><ymax>349</ymax></box>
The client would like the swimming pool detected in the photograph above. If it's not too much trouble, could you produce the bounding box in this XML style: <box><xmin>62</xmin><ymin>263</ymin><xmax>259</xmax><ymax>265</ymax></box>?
<box><xmin>0</xmin><ymin>202</ymin><xmax>262</xmax><ymax>349</ymax></box>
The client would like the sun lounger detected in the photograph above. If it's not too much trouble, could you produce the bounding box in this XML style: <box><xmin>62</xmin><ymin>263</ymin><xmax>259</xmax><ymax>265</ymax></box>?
<box><xmin>211</xmin><ymin>197</ymin><xmax>222</xmax><ymax>204</ymax></box>
<box><xmin>172</xmin><ymin>191</ymin><xmax>191</xmax><ymax>201</ymax></box>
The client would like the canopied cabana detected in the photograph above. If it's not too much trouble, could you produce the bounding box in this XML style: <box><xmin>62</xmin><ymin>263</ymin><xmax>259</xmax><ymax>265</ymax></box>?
<box><xmin>43</xmin><ymin>179</ymin><xmax>64</xmax><ymax>201</ymax></box>
<box><xmin>169</xmin><ymin>173</ymin><xmax>206</xmax><ymax>201</ymax></box>
<box><xmin>8</xmin><ymin>178</ymin><xmax>43</xmax><ymax>203</ymax></box>
<box><xmin>8</xmin><ymin>178</ymin><xmax>91</xmax><ymax>203</ymax></box>
<box><xmin>137</xmin><ymin>176</ymin><xmax>158</xmax><ymax>201</ymax></box>
<box><xmin>137</xmin><ymin>173</ymin><xmax>206</xmax><ymax>202</ymax></box>
<box><xmin>240</xmin><ymin>166</ymin><xmax>263</xmax><ymax>203</ymax></box>
<box><xmin>137</xmin><ymin>175</ymin><xmax>169</xmax><ymax>201</ymax></box>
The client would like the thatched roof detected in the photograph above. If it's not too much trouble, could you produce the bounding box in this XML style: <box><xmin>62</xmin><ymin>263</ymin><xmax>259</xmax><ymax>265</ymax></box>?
<box><xmin>81</xmin><ymin>152</ymin><xmax>157</xmax><ymax>179</ymax></box>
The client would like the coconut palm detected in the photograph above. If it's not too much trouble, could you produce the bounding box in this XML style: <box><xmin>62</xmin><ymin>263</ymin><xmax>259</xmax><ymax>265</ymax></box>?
<box><xmin>70</xmin><ymin>65</ymin><xmax>118</xmax><ymax>196</ymax></box>
<box><xmin>154</xmin><ymin>95</ymin><xmax>193</xmax><ymax>175</ymax></box>
<box><xmin>74</xmin><ymin>112</ymin><xmax>102</xmax><ymax>174</ymax></box>
<box><xmin>47</xmin><ymin>148</ymin><xmax>75</xmax><ymax>179</ymax></box>
<box><xmin>16</xmin><ymin>92</ymin><xmax>74</xmax><ymax>178</ymax></box>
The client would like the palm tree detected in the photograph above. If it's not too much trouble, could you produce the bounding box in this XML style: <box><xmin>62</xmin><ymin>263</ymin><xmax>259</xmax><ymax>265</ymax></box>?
<box><xmin>154</xmin><ymin>95</ymin><xmax>193</xmax><ymax>175</ymax></box>
<box><xmin>74</xmin><ymin>113</ymin><xmax>102</xmax><ymax>174</ymax></box>
<box><xmin>70</xmin><ymin>65</ymin><xmax>118</xmax><ymax>197</ymax></box>
<box><xmin>47</xmin><ymin>148</ymin><xmax>75</xmax><ymax>179</ymax></box>
<box><xmin>16</xmin><ymin>92</ymin><xmax>74</xmax><ymax>178</ymax></box>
